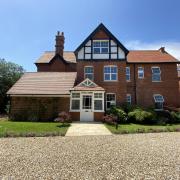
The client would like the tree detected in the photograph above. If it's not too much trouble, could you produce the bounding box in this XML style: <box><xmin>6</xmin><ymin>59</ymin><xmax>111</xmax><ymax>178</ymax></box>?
<box><xmin>0</xmin><ymin>59</ymin><xmax>25</xmax><ymax>113</ymax></box>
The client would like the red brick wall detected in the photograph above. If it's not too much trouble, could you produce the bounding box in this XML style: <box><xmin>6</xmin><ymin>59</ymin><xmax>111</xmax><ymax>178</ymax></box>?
<box><xmin>76</xmin><ymin>61</ymin><xmax>127</xmax><ymax>106</ymax></box>
<box><xmin>36</xmin><ymin>58</ymin><xmax>76</xmax><ymax>72</ymax></box>
<box><xmin>127</xmin><ymin>63</ymin><xmax>179</xmax><ymax>107</ymax></box>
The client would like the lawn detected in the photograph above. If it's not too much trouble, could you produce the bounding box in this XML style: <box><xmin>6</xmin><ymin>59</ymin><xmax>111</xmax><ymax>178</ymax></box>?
<box><xmin>0</xmin><ymin>119</ymin><xmax>70</xmax><ymax>137</ymax></box>
<box><xmin>105</xmin><ymin>123</ymin><xmax>180</xmax><ymax>134</ymax></box>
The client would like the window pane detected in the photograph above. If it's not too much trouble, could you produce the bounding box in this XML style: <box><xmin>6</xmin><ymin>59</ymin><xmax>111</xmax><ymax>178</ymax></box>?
<box><xmin>105</xmin><ymin>74</ymin><xmax>110</xmax><ymax>80</ymax></box>
<box><xmin>155</xmin><ymin>102</ymin><xmax>163</xmax><ymax>110</ymax></box>
<box><xmin>107</xmin><ymin>94</ymin><xmax>115</xmax><ymax>101</ymax></box>
<box><xmin>94</xmin><ymin>93</ymin><xmax>102</xmax><ymax>98</ymax></box>
<box><xmin>85</xmin><ymin>74</ymin><xmax>93</xmax><ymax>80</ymax></box>
<box><xmin>126</xmin><ymin>75</ymin><xmax>130</xmax><ymax>81</ymax></box>
<box><xmin>152</xmin><ymin>67</ymin><xmax>160</xmax><ymax>73</ymax></box>
<box><xmin>85</xmin><ymin>67</ymin><xmax>93</xmax><ymax>73</ymax></box>
<box><xmin>126</xmin><ymin>67</ymin><xmax>130</xmax><ymax>73</ymax></box>
<box><xmin>93</xmin><ymin>48</ymin><xmax>100</xmax><ymax>54</ymax></box>
<box><xmin>101</xmin><ymin>48</ymin><xmax>108</xmax><ymax>53</ymax></box>
<box><xmin>71</xmin><ymin>100</ymin><xmax>80</xmax><ymax>110</ymax></box>
<box><xmin>94</xmin><ymin>100</ymin><xmax>103</xmax><ymax>110</ymax></box>
<box><xmin>111</xmin><ymin>67</ymin><xmax>117</xmax><ymax>73</ymax></box>
<box><xmin>104</xmin><ymin>67</ymin><xmax>111</xmax><ymax>73</ymax></box>
<box><xmin>101</xmin><ymin>41</ymin><xmax>108</xmax><ymax>47</ymax></box>
<box><xmin>154</xmin><ymin>95</ymin><xmax>164</xmax><ymax>102</ymax></box>
<box><xmin>152</xmin><ymin>74</ymin><xmax>160</xmax><ymax>81</ymax></box>
<box><xmin>111</xmin><ymin>73</ymin><xmax>117</xmax><ymax>80</ymax></box>
<box><xmin>93</xmin><ymin>41</ymin><xmax>100</xmax><ymax>47</ymax></box>
<box><xmin>72</xmin><ymin>93</ymin><xmax>80</xmax><ymax>98</ymax></box>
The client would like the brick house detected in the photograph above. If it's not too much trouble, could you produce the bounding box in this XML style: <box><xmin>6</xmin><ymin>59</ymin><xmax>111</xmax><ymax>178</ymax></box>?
<box><xmin>7</xmin><ymin>23</ymin><xmax>180</xmax><ymax>121</ymax></box>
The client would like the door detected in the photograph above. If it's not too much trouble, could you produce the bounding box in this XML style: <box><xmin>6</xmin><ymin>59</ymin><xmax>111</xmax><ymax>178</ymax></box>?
<box><xmin>80</xmin><ymin>95</ymin><xmax>94</xmax><ymax>121</ymax></box>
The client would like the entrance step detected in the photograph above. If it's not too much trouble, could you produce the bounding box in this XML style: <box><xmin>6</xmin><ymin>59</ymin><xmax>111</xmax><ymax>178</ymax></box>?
<box><xmin>66</xmin><ymin>122</ymin><xmax>112</xmax><ymax>136</ymax></box>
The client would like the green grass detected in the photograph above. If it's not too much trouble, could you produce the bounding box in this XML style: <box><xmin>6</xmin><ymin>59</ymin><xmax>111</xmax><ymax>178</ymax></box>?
<box><xmin>0</xmin><ymin>119</ymin><xmax>70</xmax><ymax>137</ymax></box>
<box><xmin>105</xmin><ymin>123</ymin><xmax>180</xmax><ymax>134</ymax></box>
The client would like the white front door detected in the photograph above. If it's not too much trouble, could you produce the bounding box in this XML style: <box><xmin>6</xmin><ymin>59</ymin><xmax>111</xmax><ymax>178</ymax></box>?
<box><xmin>80</xmin><ymin>94</ymin><xmax>94</xmax><ymax>121</ymax></box>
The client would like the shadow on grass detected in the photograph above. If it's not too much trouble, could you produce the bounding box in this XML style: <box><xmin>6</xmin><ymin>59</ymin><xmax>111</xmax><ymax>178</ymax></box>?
<box><xmin>57</xmin><ymin>123</ymin><xmax>70</xmax><ymax>128</ymax></box>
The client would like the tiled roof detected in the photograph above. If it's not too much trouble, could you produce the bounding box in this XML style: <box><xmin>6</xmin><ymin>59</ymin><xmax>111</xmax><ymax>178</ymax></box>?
<box><xmin>35</xmin><ymin>51</ymin><xmax>76</xmax><ymax>64</ymax></box>
<box><xmin>127</xmin><ymin>50</ymin><xmax>178</xmax><ymax>63</ymax></box>
<box><xmin>7</xmin><ymin>72</ymin><xmax>77</xmax><ymax>95</ymax></box>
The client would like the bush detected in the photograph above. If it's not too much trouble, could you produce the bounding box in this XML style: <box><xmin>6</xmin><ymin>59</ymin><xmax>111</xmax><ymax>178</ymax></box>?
<box><xmin>128</xmin><ymin>109</ymin><xmax>154</xmax><ymax>124</ymax></box>
<box><xmin>108</xmin><ymin>106</ymin><xmax>127</xmax><ymax>123</ymax></box>
<box><xmin>102</xmin><ymin>114</ymin><xmax>117</xmax><ymax>125</ymax></box>
<box><xmin>121</xmin><ymin>103</ymin><xmax>142</xmax><ymax>113</ymax></box>
<box><xmin>54</xmin><ymin>111</ymin><xmax>72</xmax><ymax>124</ymax></box>
<box><xmin>170</xmin><ymin>111</ymin><xmax>180</xmax><ymax>123</ymax></box>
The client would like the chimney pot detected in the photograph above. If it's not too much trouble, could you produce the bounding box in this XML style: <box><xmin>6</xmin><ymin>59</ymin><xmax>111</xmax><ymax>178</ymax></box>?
<box><xmin>159</xmin><ymin>47</ymin><xmax>165</xmax><ymax>53</ymax></box>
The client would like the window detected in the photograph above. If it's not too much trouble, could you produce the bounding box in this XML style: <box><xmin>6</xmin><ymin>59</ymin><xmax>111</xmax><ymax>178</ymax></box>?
<box><xmin>126</xmin><ymin>94</ymin><xmax>131</xmax><ymax>105</ymax></box>
<box><xmin>84</xmin><ymin>66</ymin><xmax>94</xmax><ymax>80</ymax></box>
<box><xmin>138</xmin><ymin>67</ymin><xmax>144</xmax><ymax>79</ymax></box>
<box><xmin>126</xmin><ymin>67</ymin><xmax>130</xmax><ymax>81</ymax></box>
<box><xmin>106</xmin><ymin>93</ymin><xmax>116</xmax><ymax>110</ymax></box>
<box><xmin>104</xmin><ymin>66</ymin><xmax>117</xmax><ymax>81</ymax></box>
<box><xmin>93</xmin><ymin>40</ymin><xmax>109</xmax><ymax>54</ymax></box>
<box><xmin>153</xmin><ymin>94</ymin><xmax>164</xmax><ymax>110</ymax></box>
<box><xmin>94</xmin><ymin>93</ymin><xmax>103</xmax><ymax>111</ymax></box>
<box><xmin>71</xmin><ymin>93</ymin><xmax>80</xmax><ymax>110</ymax></box>
<box><xmin>152</xmin><ymin>67</ymin><xmax>161</xmax><ymax>82</ymax></box>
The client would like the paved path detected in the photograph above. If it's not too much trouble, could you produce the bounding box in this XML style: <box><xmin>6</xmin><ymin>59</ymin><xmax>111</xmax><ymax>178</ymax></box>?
<box><xmin>66</xmin><ymin>122</ymin><xmax>112</xmax><ymax>136</ymax></box>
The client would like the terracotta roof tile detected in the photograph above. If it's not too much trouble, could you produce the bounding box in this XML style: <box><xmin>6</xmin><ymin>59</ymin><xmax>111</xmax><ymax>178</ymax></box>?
<box><xmin>35</xmin><ymin>51</ymin><xmax>76</xmax><ymax>64</ymax></box>
<box><xmin>7</xmin><ymin>72</ymin><xmax>77</xmax><ymax>95</ymax></box>
<box><xmin>127</xmin><ymin>50</ymin><xmax>178</xmax><ymax>63</ymax></box>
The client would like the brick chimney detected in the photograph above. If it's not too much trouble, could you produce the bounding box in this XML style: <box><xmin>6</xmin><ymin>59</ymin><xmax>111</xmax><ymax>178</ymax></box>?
<box><xmin>159</xmin><ymin>47</ymin><xmax>165</xmax><ymax>53</ymax></box>
<box><xmin>55</xmin><ymin>31</ymin><xmax>64</xmax><ymax>56</ymax></box>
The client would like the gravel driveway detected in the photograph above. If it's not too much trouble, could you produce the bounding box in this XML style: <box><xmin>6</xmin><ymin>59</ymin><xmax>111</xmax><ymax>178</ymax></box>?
<box><xmin>0</xmin><ymin>133</ymin><xmax>180</xmax><ymax>179</ymax></box>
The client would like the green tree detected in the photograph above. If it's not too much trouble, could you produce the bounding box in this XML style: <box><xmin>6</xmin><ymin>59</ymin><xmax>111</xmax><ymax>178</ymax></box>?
<box><xmin>0</xmin><ymin>59</ymin><xmax>25</xmax><ymax>113</ymax></box>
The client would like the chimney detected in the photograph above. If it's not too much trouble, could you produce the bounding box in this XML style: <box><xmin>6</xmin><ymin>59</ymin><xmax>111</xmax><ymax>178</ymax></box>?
<box><xmin>159</xmin><ymin>47</ymin><xmax>165</xmax><ymax>53</ymax></box>
<box><xmin>55</xmin><ymin>31</ymin><xmax>64</xmax><ymax>56</ymax></box>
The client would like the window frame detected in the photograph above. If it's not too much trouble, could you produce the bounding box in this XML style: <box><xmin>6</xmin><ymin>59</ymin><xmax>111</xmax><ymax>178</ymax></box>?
<box><xmin>151</xmin><ymin>67</ymin><xmax>161</xmax><ymax>82</ymax></box>
<box><xmin>126</xmin><ymin>67</ymin><xmax>130</xmax><ymax>81</ymax></box>
<box><xmin>84</xmin><ymin>66</ymin><xmax>94</xmax><ymax>80</ymax></box>
<box><xmin>138</xmin><ymin>67</ymin><xmax>144</xmax><ymax>79</ymax></box>
<box><xmin>70</xmin><ymin>93</ymin><xmax>80</xmax><ymax>111</ymax></box>
<box><xmin>106</xmin><ymin>93</ymin><xmax>116</xmax><ymax>110</ymax></box>
<box><xmin>93</xmin><ymin>40</ymin><xmax>109</xmax><ymax>54</ymax></box>
<box><xmin>126</xmin><ymin>94</ymin><xmax>131</xmax><ymax>105</ymax></box>
<box><xmin>153</xmin><ymin>94</ymin><xmax>164</xmax><ymax>110</ymax></box>
<box><xmin>94</xmin><ymin>93</ymin><xmax>104</xmax><ymax>112</ymax></box>
<box><xmin>104</xmin><ymin>65</ymin><xmax>118</xmax><ymax>81</ymax></box>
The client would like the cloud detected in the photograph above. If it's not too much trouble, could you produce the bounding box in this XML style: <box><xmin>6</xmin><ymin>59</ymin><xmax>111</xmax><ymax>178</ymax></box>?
<box><xmin>125</xmin><ymin>40</ymin><xmax>180</xmax><ymax>60</ymax></box>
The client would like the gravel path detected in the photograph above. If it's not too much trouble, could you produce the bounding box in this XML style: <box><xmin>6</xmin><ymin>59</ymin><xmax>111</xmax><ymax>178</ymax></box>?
<box><xmin>0</xmin><ymin>133</ymin><xmax>180</xmax><ymax>179</ymax></box>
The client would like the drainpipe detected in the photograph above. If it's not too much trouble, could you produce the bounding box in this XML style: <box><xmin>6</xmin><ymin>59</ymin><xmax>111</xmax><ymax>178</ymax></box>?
<box><xmin>133</xmin><ymin>64</ymin><xmax>137</xmax><ymax>104</ymax></box>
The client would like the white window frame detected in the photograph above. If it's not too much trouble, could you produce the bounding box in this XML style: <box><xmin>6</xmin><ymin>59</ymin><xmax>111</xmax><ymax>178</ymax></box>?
<box><xmin>84</xmin><ymin>66</ymin><xmax>94</xmax><ymax>80</ymax></box>
<box><xmin>138</xmin><ymin>67</ymin><xmax>144</xmax><ymax>79</ymax></box>
<box><xmin>152</xmin><ymin>67</ymin><xmax>161</xmax><ymax>82</ymax></box>
<box><xmin>126</xmin><ymin>94</ymin><xmax>131</xmax><ymax>105</ymax></box>
<box><xmin>94</xmin><ymin>92</ymin><xmax>104</xmax><ymax>112</ymax></box>
<box><xmin>70</xmin><ymin>91</ymin><xmax>105</xmax><ymax>112</ymax></box>
<box><xmin>106</xmin><ymin>93</ymin><xmax>116</xmax><ymax>110</ymax></box>
<box><xmin>93</xmin><ymin>40</ymin><xmax>109</xmax><ymax>54</ymax></box>
<box><xmin>70</xmin><ymin>92</ymin><xmax>80</xmax><ymax>112</ymax></box>
<box><xmin>153</xmin><ymin>94</ymin><xmax>164</xmax><ymax>110</ymax></box>
<box><xmin>126</xmin><ymin>67</ymin><xmax>130</xmax><ymax>81</ymax></box>
<box><xmin>104</xmin><ymin>65</ymin><xmax>118</xmax><ymax>81</ymax></box>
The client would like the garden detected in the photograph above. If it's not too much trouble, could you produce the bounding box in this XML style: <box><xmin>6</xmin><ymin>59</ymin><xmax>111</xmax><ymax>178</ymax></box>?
<box><xmin>103</xmin><ymin>104</ymin><xmax>180</xmax><ymax>134</ymax></box>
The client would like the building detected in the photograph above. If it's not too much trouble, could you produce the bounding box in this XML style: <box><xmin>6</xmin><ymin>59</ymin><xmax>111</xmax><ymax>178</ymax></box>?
<box><xmin>7</xmin><ymin>23</ymin><xmax>180</xmax><ymax>121</ymax></box>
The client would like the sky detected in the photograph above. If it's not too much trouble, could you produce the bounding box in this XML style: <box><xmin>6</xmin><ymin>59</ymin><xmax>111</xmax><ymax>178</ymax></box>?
<box><xmin>0</xmin><ymin>0</ymin><xmax>180</xmax><ymax>71</ymax></box>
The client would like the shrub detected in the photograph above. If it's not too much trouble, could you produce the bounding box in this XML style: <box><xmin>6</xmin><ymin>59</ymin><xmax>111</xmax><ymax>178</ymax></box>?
<box><xmin>54</xmin><ymin>111</ymin><xmax>72</xmax><ymax>124</ymax></box>
<box><xmin>128</xmin><ymin>109</ymin><xmax>154</xmax><ymax>124</ymax></box>
<box><xmin>121</xmin><ymin>103</ymin><xmax>142</xmax><ymax>113</ymax></box>
<box><xmin>102</xmin><ymin>114</ymin><xmax>117</xmax><ymax>125</ymax></box>
<box><xmin>108</xmin><ymin>107</ymin><xmax>127</xmax><ymax>123</ymax></box>
<box><xmin>170</xmin><ymin>111</ymin><xmax>180</xmax><ymax>123</ymax></box>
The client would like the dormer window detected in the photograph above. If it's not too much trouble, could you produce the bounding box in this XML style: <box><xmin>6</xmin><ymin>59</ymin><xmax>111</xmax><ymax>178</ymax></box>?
<box><xmin>93</xmin><ymin>40</ymin><xmax>109</xmax><ymax>54</ymax></box>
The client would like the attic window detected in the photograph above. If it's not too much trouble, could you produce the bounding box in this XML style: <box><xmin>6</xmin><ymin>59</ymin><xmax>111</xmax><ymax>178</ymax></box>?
<box><xmin>93</xmin><ymin>40</ymin><xmax>109</xmax><ymax>54</ymax></box>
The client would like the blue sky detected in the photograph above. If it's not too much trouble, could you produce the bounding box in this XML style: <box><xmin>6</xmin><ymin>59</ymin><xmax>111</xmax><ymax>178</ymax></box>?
<box><xmin>0</xmin><ymin>0</ymin><xmax>180</xmax><ymax>71</ymax></box>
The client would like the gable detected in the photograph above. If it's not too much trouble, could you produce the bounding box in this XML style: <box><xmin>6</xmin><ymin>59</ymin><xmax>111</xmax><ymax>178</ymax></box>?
<box><xmin>75</xmin><ymin>23</ymin><xmax>128</xmax><ymax>60</ymax></box>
